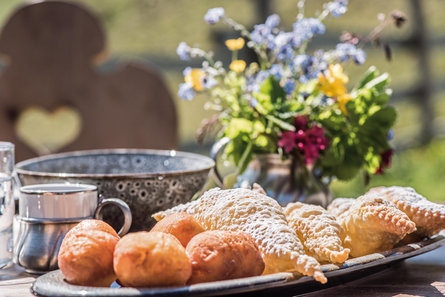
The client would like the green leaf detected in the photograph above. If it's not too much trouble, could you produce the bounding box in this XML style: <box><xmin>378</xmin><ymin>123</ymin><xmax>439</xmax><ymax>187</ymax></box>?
<box><xmin>356</xmin><ymin>66</ymin><xmax>378</xmax><ymax>89</ymax></box>
<box><xmin>363</xmin><ymin>107</ymin><xmax>397</xmax><ymax>131</ymax></box>
<box><xmin>225</xmin><ymin>118</ymin><xmax>253</xmax><ymax>138</ymax></box>
<box><xmin>265</xmin><ymin>115</ymin><xmax>295</xmax><ymax>131</ymax></box>
<box><xmin>332</xmin><ymin>146</ymin><xmax>364</xmax><ymax>180</ymax></box>
<box><xmin>258</xmin><ymin>76</ymin><xmax>286</xmax><ymax>104</ymax></box>
<box><xmin>237</xmin><ymin>141</ymin><xmax>253</xmax><ymax>174</ymax></box>
<box><xmin>364</xmin><ymin>73</ymin><xmax>390</xmax><ymax>91</ymax></box>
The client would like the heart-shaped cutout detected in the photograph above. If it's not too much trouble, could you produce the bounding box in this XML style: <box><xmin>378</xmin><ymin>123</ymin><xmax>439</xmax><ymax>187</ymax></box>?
<box><xmin>15</xmin><ymin>106</ymin><xmax>82</xmax><ymax>155</ymax></box>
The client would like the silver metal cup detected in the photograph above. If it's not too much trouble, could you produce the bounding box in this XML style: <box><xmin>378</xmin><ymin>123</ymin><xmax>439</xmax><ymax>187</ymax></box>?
<box><xmin>14</xmin><ymin>183</ymin><xmax>132</xmax><ymax>273</ymax></box>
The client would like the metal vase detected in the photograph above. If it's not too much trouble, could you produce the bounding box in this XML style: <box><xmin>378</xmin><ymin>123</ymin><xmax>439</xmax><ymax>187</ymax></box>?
<box><xmin>236</xmin><ymin>154</ymin><xmax>332</xmax><ymax>207</ymax></box>
<box><xmin>211</xmin><ymin>138</ymin><xmax>332</xmax><ymax>207</ymax></box>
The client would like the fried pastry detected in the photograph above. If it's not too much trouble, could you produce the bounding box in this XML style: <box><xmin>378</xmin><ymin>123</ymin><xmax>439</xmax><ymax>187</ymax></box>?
<box><xmin>326</xmin><ymin>198</ymin><xmax>354</xmax><ymax>218</ymax></box>
<box><xmin>113</xmin><ymin>232</ymin><xmax>192</xmax><ymax>287</ymax></box>
<box><xmin>186</xmin><ymin>230</ymin><xmax>265</xmax><ymax>284</ymax></box>
<box><xmin>368</xmin><ymin>186</ymin><xmax>445</xmax><ymax>237</ymax></box>
<box><xmin>284</xmin><ymin>202</ymin><xmax>350</xmax><ymax>264</ymax></box>
<box><xmin>336</xmin><ymin>195</ymin><xmax>416</xmax><ymax>257</ymax></box>
<box><xmin>58</xmin><ymin>229</ymin><xmax>119</xmax><ymax>287</ymax></box>
<box><xmin>150</xmin><ymin>212</ymin><xmax>205</xmax><ymax>247</ymax></box>
<box><xmin>153</xmin><ymin>187</ymin><xmax>327</xmax><ymax>284</ymax></box>
<box><xmin>69</xmin><ymin>219</ymin><xmax>119</xmax><ymax>239</ymax></box>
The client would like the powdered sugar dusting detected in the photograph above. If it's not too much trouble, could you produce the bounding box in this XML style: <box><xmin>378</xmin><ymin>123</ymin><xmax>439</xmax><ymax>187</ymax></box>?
<box><xmin>153</xmin><ymin>187</ymin><xmax>326</xmax><ymax>283</ymax></box>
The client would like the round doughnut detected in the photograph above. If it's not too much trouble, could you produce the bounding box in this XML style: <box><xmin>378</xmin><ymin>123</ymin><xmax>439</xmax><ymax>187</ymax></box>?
<box><xmin>186</xmin><ymin>230</ymin><xmax>265</xmax><ymax>284</ymax></box>
<box><xmin>113</xmin><ymin>231</ymin><xmax>191</xmax><ymax>287</ymax></box>
<box><xmin>151</xmin><ymin>212</ymin><xmax>204</xmax><ymax>247</ymax></box>
<box><xmin>58</xmin><ymin>229</ymin><xmax>119</xmax><ymax>287</ymax></box>
<box><xmin>69</xmin><ymin>219</ymin><xmax>119</xmax><ymax>238</ymax></box>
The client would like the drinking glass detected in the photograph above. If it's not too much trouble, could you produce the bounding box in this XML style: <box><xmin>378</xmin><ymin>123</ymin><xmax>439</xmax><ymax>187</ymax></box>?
<box><xmin>0</xmin><ymin>142</ymin><xmax>14</xmax><ymax>268</ymax></box>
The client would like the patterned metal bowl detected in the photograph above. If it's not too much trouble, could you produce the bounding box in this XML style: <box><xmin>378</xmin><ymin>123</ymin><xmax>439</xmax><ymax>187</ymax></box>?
<box><xmin>15</xmin><ymin>149</ymin><xmax>214</xmax><ymax>231</ymax></box>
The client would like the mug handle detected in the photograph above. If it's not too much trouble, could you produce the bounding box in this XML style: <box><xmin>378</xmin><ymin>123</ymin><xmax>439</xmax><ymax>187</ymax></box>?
<box><xmin>210</xmin><ymin>137</ymin><xmax>230</xmax><ymax>189</ymax></box>
<box><xmin>94</xmin><ymin>198</ymin><xmax>132</xmax><ymax>236</ymax></box>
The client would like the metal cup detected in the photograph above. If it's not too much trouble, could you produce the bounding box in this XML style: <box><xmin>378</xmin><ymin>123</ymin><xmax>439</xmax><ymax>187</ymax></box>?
<box><xmin>14</xmin><ymin>183</ymin><xmax>132</xmax><ymax>273</ymax></box>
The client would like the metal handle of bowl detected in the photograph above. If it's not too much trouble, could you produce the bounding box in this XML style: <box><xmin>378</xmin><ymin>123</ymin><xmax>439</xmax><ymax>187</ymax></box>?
<box><xmin>94</xmin><ymin>198</ymin><xmax>132</xmax><ymax>236</ymax></box>
<box><xmin>210</xmin><ymin>137</ymin><xmax>231</xmax><ymax>189</ymax></box>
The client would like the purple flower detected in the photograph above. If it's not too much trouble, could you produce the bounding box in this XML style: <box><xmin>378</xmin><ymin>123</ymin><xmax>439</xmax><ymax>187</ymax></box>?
<box><xmin>375</xmin><ymin>149</ymin><xmax>393</xmax><ymax>174</ymax></box>
<box><xmin>326</xmin><ymin>0</ymin><xmax>348</xmax><ymax>18</ymax></box>
<box><xmin>293</xmin><ymin>18</ymin><xmax>325</xmax><ymax>42</ymax></box>
<box><xmin>265</xmin><ymin>14</ymin><xmax>280</xmax><ymax>28</ymax></box>
<box><xmin>277</xmin><ymin>116</ymin><xmax>329</xmax><ymax>165</ymax></box>
<box><xmin>278</xmin><ymin>131</ymin><xmax>297</xmax><ymax>153</ymax></box>
<box><xmin>176</xmin><ymin>42</ymin><xmax>190</xmax><ymax>61</ymax></box>
<box><xmin>178</xmin><ymin>83</ymin><xmax>195</xmax><ymax>100</ymax></box>
<box><xmin>204</xmin><ymin>7</ymin><xmax>225</xmax><ymax>24</ymax></box>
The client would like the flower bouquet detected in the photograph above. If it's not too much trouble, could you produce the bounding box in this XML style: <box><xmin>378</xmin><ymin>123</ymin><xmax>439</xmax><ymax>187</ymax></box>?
<box><xmin>177</xmin><ymin>1</ymin><xmax>403</xmax><ymax>188</ymax></box>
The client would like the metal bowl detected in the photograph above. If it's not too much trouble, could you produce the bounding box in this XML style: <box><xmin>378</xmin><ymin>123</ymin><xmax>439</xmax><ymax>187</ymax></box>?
<box><xmin>15</xmin><ymin>149</ymin><xmax>214</xmax><ymax>231</ymax></box>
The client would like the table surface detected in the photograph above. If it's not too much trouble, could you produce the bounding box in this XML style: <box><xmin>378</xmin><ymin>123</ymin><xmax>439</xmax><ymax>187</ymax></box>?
<box><xmin>1</xmin><ymin>244</ymin><xmax>444</xmax><ymax>297</ymax></box>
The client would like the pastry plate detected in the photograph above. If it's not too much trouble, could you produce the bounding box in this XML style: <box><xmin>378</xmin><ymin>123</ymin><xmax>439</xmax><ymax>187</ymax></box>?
<box><xmin>32</xmin><ymin>233</ymin><xmax>445</xmax><ymax>297</ymax></box>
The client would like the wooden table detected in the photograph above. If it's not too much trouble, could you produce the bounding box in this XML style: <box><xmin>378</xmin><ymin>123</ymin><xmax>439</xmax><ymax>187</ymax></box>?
<box><xmin>1</xmin><ymin>245</ymin><xmax>444</xmax><ymax>297</ymax></box>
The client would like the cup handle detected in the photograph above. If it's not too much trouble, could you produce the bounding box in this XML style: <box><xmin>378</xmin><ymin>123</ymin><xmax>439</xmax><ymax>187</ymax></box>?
<box><xmin>94</xmin><ymin>198</ymin><xmax>132</xmax><ymax>236</ymax></box>
<box><xmin>210</xmin><ymin>137</ymin><xmax>230</xmax><ymax>189</ymax></box>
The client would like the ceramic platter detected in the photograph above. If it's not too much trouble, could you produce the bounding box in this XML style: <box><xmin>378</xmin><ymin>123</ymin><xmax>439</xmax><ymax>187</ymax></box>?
<box><xmin>32</xmin><ymin>234</ymin><xmax>445</xmax><ymax>297</ymax></box>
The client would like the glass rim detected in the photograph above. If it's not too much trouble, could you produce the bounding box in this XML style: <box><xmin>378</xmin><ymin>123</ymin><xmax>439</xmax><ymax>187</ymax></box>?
<box><xmin>0</xmin><ymin>141</ymin><xmax>14</xmax><ymax>150</ymax></box>
<box><xmin>20</xmin><ymin>183</ymin><xmax>97</xmax><ymax>195</ymax></box>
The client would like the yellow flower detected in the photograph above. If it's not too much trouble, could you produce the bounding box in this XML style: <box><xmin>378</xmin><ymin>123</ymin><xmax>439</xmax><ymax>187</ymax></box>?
<box><xmin>318</xmin><ymin>64</ymin><xmax>349</xmax><ymax>97</ymax></box>
<box><xmin>337</xmin><ymin>93</ymin><xmax>352</xmax><ymax>115</ymax></box>
<box><xmin>184</xmin><ymin>68</ymin><xmax>205</xmax><ymax>91</ymax></box>
<box><xmin>225</xmin><ymin>38</ymin><xmax>245</xmax><ymax>51</ymax></box>
<box><xmin>230</xmin><ymin>60</ymin><xmax>246</xmax><ymax>72</ymax></box>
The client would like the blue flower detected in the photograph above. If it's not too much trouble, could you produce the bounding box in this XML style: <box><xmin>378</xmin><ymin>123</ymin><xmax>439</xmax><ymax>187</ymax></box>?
<box><xmin>176</xmin><ymin>42</ymin><xmax>190</xmax><ymax>61</ymax></box>
<box><xmin>335</xmin><ymin>43</ymin><xmax>366</xmax><ymax>64</ymax></box>
<box><xmin>276</xmin><ymin>44</ymin><xmax>294</xmax><ymax>61</ymax></box>
<box><xmin>293</xmin><ymin>18</ymin><xmax>325</xmax><ymax>42</ymax></box>
<box><xmin>284</xmin><ymin>80</ymin><xmax>295</xmax><ymax>94</ymax></box>
<box><xmin>326</xmin><ymin>0</ymin><xmax>348</xmax><ymax>18</ymax></box>
<box><xmin>202</xmin><ymin>76</ymin><xmax>217</xmax><ymax>89</ymax></box>
<box><xmin>294</xmin><ymin>54</ymin><xmax>314</xmax><ymax>71</ymax></box>
<box><xmin>204</xmin><ymin>7</ymin><xmax>225</xmax><ymax>24</ymax></box>
<box><xmin>270</xmin><ymin>64</ymin><xmax>284</xmax><ymax>80</ymax></box>
<box><xmin>274</xmin><ymin>32</ymin><xmax>296</xmax><ymax>61</ymax></box>
<box><xmin>293</xmin><ymin>54</ymin><xmax>327</xmax><ymax>83</ymax></box>
<box><xmin>265</xmin><ymin>14</ymin><xmax>280</xmax><ymax>28</ymax></box>
<box><xmin>387</xmin><ymin>129</ymin><xmax>394</xmax><ymax>141</ymax></box>
<box><xmin>178</xmin><ymin>83</ymin><xmax>195</xmax><ymax>100</ymax></box>
<box><xmin>250</xmin><ymin>97</ymin><xmax>259</xmax><ymax>108</ymax></box>
<box><xmin>354</xmin><ymin>49</ymin><xmax>366</xmax><ymax>65</ymax></box>
<box><xmin>250</xmin><ymin>24</ymin><xmax>275</xmax><ymax>49</ymax></box>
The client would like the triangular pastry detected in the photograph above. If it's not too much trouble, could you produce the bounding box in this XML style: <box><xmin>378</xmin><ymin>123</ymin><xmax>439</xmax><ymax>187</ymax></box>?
<box><xmin>368</xmin><ymin>186</ymin><xmax>445</xmax><ymax>237</ymax></box>
<box><xmin>284</xmin><ymin>202</ymin><xmax>350</xmax><ymax>264</ymax></box>
<box><xmin>332</xmin><ymin>195</ymin><xmax>416</xmax><ymax>257</ymax></box>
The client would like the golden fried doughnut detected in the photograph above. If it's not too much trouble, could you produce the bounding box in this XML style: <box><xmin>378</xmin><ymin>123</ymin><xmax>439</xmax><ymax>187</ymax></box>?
<box><xmin>58</xmin><ymin>229</ymin><xmax>119</xmax><ymax>287</ymax></box>
<box><xmin>186</xmin><ymin>230</ymin><xmax>265</xmax><ymax>284</ymax></box>
<box><xmin>113</xmin><ymin>232</ymin><xmax>191</xmax><ymax>287</ymax></box>
<box><xmin>70</xmin><ymin>219</ymin><xmax>119</xmax><ymax>238</ymax></box>
<box><xmin>150</xmin><ymin>212</ymin><xmax>204</xmax><ymax>247</ymax></box>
